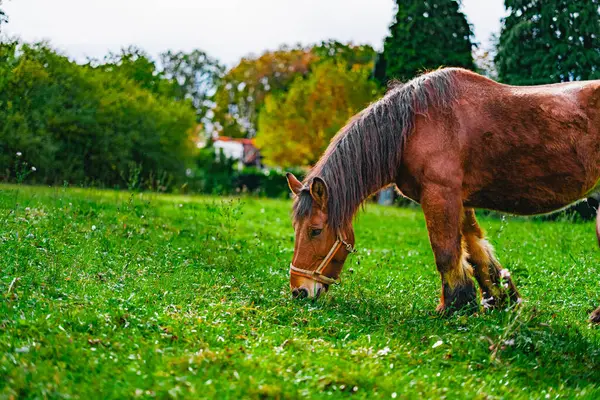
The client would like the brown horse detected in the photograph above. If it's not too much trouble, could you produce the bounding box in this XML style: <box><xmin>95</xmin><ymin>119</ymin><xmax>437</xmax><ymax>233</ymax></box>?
<box><xmin>286</xmin><ymin>67</ymin><xmax>600</xmax><ymax>322</ymax></box>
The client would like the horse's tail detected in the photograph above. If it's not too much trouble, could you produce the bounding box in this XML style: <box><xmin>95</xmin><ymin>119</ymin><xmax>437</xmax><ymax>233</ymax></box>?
<box><xmin>596</xmin><ymin>205</ymin><xmax>600</xmax><ymax>246</ymax></box>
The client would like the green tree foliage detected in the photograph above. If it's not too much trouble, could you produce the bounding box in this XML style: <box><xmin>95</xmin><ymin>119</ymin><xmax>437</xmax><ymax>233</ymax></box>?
<box><xmin>99</xmin><ymin>46</ymin><xmax>176</xmax><ymax>96</ymax></box>
<box><xmin>0</xmin><ymin>41</ymin><xmax>197</xmax><ymax>188</ymax></box>
<box><xmin>312</xmin><ymin>40</ymin><xmax>376</xmax><ymax>69</ymax></box>
<box><xmin>97</xmin><ymin>47</ymin><xmax>224</xmax><ymax>126</ymax></box>
<box><xmin>496</xmin><ymin>0</ymin><xmax>600</xmax><ymax>85</ymax></box>
<box><xmin>213</xmin><ymin>41</ymin><xmax>376</xmax><ymax>139</ymax></box>
<box><xmin>256</xmin><ymin>60</ymin><xmax>379</xmax><ymax>167</ymax></box>
<box><xmin>160</xmin><ymin>49</ymin><xmax>225</xmax><ymax>124</ymax></box>
<box><xmin>375</xmin><ymin>0</ymin><xmax>475</xmax><ymax>83</ymax></box>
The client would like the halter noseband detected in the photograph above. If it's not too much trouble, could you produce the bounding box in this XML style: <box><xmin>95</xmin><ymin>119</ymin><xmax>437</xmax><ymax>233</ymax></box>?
<box><xmin>289</xmin><ymin>235</ymin><xmax>356</xmax><ymax>285</ymax></box>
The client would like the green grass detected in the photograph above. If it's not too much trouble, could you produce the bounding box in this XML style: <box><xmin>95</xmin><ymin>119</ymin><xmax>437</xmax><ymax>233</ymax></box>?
<box><xmin>1</xmin><ymin>185</ymin><xmax>599</xmax><ymax>399</ymax></box>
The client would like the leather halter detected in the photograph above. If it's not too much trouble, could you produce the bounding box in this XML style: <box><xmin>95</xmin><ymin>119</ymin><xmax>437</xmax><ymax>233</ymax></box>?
<box><xmin>289</xmin><ymin>235</ymin><xmax>356</xmax><ymax>285</ymax></box>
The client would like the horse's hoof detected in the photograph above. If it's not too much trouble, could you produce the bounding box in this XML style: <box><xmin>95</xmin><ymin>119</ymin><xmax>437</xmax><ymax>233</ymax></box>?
<box><xmin>438</xmin><ymin>280</ymin><xmax>478</xmax><ymax>315</ymax></box>
<box><xmin>435</xmin><ymin>302</ymin><xmax>449</xmax><ymax>315</ymax></box>
<box><xmin>590</xmin><ymin>307</ymin><xmax>600</xmax><ymax>324</ymax></box>
<box><xmin>481</xmin><ymin>292</ymin><xmax>523</xmax><ymax>310</ymax></box>
<box><xmin>480</xmin><ymin>271</ymin><xmax>521</xmax><ymax>310</ymax></box>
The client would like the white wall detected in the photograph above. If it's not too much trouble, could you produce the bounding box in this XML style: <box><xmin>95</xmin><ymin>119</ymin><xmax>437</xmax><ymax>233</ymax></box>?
<box><xmin>214</xmin><ymin>141</ymin><xmax>244</xmax><ymax>160</ymax></box>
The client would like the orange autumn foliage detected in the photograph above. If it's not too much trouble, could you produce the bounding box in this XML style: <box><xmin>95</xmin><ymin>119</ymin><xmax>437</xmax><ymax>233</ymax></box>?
<box><xmin>256</xmin><ymin>61</ymin><xmax>379</xmax><ymax>167</ymax></box>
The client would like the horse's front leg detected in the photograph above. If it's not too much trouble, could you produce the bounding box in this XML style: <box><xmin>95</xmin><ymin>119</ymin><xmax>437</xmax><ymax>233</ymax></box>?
<box><xmin>421</xmin><ymin>184</ymin><xmax>477</xmax><ymax>313</ymax></box>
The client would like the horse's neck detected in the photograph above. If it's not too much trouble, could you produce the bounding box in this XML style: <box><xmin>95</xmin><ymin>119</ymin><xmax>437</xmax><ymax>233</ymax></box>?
<box><xmin>320</xmin><ymin>137</ymin><xmax>395</xmax><ymax>221</ymax></box>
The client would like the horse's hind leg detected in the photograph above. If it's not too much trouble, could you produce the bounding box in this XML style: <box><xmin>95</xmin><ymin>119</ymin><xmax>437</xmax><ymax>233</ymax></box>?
<box><xmin>591</xmin><ymin>308</ymin><xmax>600</xmax><ymax>323</ymax></box>
<box><xmin>592</xmin><ymin>208</ymin><xmax>600</xmax><ymax>323</ymax></box>
<box><xmin>462</xmin><ymin>209</ymin><xmax>520</xmax><ymax>308</ymax></box>
<box><xmin>421</xmin><ymin>185</ymin><xmax>477</xmax><ymax>313</ymax></box>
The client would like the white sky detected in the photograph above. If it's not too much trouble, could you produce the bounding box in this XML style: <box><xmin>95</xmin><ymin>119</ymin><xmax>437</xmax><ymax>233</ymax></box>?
<box><xmin>2</xmin><ymin>0</ymin><xmax>506</xmax><ymax>66</ymax></box>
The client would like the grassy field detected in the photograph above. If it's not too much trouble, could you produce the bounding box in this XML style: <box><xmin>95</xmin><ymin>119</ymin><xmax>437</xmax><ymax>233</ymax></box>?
<box><xmin>1</xmin><ymin>185</ymin><xmax>600</xmax><ymax>399</ymax></box>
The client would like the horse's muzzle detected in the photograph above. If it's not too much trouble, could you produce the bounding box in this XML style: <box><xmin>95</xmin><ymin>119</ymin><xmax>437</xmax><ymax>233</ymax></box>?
<box><xmin>290</xmin><ymin>281</ymin><xmax>328</xmax><ymax>299</ymax></box>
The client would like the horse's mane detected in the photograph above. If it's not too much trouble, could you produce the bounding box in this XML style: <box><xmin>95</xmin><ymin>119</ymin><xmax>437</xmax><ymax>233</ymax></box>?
<box><xmin>293</xmin><ymin>67</ymin><xmax>463</xmax><ymax>231</ymax></box>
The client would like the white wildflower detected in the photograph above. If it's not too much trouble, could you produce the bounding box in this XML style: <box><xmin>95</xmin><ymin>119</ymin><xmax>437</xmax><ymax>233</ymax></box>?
<box><xmin>392</xmin><ymin>393</ymin><xmax>397</xmax><ymax>399</ymax></box>
<box><xmin>432</xmin><ymin>340</ymin><xmax>443</xmax><ymax>349</ymax></box>
<box><xmin>500</xmin><ymin>269</ymin><xmax>511</xmax><ymax>279</ymax></box>
<box><xmin>377</xmin><ymin>346</ymin><xmax>391</xmax><ymax>356</ymax></box>
<box><xmin>31</xmin><ymin>166</ymin><xmax>36</xmax><ymax>172</ymax></box>
<box><xmin>16</xmin><ymin>152</ymin><xmax>22</xmax><ymax>157</ymax></box>
<box><xmin>92</xmin><ymin>225</ymin><xmax>97</xmax><ymax>231</ymax></box>
<box><xmin>481</xmin><ymin>296</ymin><xmax>495</xmax><ymax>309</ymax></box>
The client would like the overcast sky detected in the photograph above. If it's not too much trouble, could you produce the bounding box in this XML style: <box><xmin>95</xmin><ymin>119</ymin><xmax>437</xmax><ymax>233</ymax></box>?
<box><xmin>2</xmin><ymin>0</ymin><xmax>506</xmax><ymax>66</ymax></box>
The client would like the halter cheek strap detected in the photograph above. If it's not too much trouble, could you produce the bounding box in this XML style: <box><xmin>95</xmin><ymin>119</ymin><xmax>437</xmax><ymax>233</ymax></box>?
<box><xmin>289</xmin><ymin>236</ymin><xmax>355</xmax><ymax>285</ymax></box>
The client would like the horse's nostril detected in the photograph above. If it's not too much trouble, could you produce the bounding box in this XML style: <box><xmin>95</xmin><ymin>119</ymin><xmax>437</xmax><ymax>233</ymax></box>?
<box><xmin>292</xmin><ymin>288</ymin><xmax>309</xmax><ymax>299</ymax></box>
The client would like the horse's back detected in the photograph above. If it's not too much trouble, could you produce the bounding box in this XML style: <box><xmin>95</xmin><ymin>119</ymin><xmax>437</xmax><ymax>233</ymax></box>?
<box><xmin>445</xmin><ymin>73</ymin><xmax>600</xmax><ymax>215</ymax></box>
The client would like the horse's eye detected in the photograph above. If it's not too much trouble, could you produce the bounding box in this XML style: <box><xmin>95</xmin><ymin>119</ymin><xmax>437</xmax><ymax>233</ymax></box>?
<box><xmin>310</xmin><ymin>229</ymin><xmax>323</xmax><ymax>237</ymax></box>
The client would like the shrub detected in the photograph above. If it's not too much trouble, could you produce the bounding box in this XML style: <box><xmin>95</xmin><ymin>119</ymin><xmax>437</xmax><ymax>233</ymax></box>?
<box><xmin>192</xmin><ymin>146</ymin><xmax>238</xmax><ymax>195</ymax></box>
<box><xmin>0</xmin><ymin>41</ymin><xmax>197</xmax><ymax>188</ymax></box>
<box><xmin>236</xmin><ymin>167</ymin><xmax>306</xmax><ymax>198</ymax></box>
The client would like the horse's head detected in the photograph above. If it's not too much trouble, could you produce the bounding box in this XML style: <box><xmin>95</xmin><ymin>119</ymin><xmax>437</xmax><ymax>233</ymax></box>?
<box><xmin>286</xmin><ymin>173</ymin><xmax>355</xmax><ymax>299</ymax></box>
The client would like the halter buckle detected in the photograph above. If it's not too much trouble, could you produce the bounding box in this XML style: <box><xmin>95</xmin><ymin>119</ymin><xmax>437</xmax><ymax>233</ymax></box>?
<box><xmin>342</xmin><ymin>240</ymin><xmax>356</xmax><ymax>253</ymax></box>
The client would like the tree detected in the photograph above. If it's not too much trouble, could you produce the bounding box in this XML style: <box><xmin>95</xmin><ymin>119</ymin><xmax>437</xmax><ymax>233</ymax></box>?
<box><xmin>0</xmin><ymin>41</ymin><xmax>197</xmax><ymax>187</ymax></box>
<box><xmin>213</xmin><ymin>41</ymin><xmax>376</xmax><ymax>139</ymax></box>
<box><xmin>213</xmin><ymin>45</ymin><xmax>317</xmax><ymax>138</ymax></box>
<box><xmin>495</xmin><ymin>0</ymin><xmax>600</xmax><ymax>85</ymax></box>
<box><xmin>375</xmin><ymin>0</ymin><xmax>475</xmax><ymax>83</ymax></box>
<box><xmin>473</xmin><ymin>47</ymin><xmax>498</xmax><ymax>79</ymax></box>
<box><xmin>312</xmin><ymin>40</ymin><xmax>376</xmax><ymax>69</ymax></box>
<box><xmin>160</xmin><ymin>49</ymin><xmax>225</xmax><ymax>124</ymax></box>
<box><xmin>99</xmin><ymin>46</ymin><xmax>166</xmax><ymax>93</ymax></box>
<box><xmin>255</xmin><ymin>61</ymin><xmax>379</xmax><ymax>167</ymax></box>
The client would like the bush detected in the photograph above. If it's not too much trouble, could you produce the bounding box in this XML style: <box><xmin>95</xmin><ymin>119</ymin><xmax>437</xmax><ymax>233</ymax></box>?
<box><xmin>191</xmin><ymin>146</ymin><xmax>238</xmax><ymax>195</ymax></box>
<box><xmin>0</xmin><ymin>41</ymin><xmax>197</xmax><ymax>189</ymax></box>
<box><xmin>189</xmin><ymin>144</ymin><xmax>306</xmax><ymax>198</ymax></box>
<box><xmin>236</xmin><ymin>167</ymin><xmax>306</xmax><ymax>198</ymax></box>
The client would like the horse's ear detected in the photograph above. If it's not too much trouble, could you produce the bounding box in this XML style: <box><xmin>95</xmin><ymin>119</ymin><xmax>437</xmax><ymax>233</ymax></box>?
<box><xmin>286</xmin><ymin>172</ymin><xmax>302</xmax><ymax>196</ymax></box>
<box><xmin>309</xmin><ymin>177</ymin><xmax>328</xmax><ymax>211</ymax></box>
